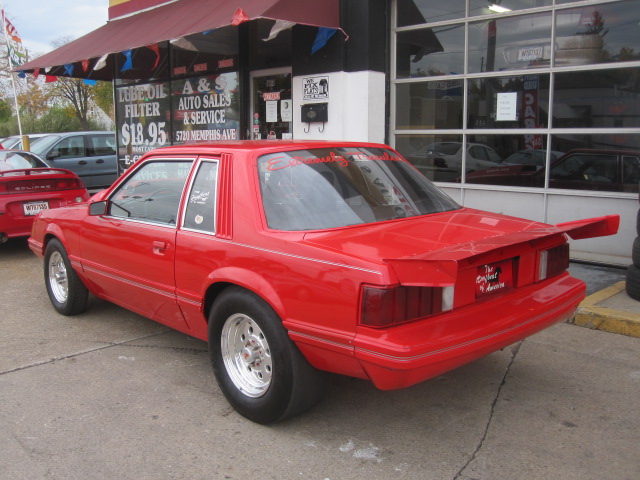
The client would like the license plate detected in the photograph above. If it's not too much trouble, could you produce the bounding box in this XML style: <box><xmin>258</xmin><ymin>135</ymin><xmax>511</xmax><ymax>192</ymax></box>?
<box><xmin>23</xmin><ymin>201</ymin><xmax>49</xmax><ymax>216</ymax></box>
<box><xmin>476</xmin><ymin>259</ymin><xmax>513</xmax><ymax>298</ymax></box>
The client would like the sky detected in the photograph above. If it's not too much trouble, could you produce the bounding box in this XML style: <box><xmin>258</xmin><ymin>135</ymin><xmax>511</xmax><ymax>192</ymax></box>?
<box><xmin>1</xmin><ymin>0</ymin><xmax>108</xmax><ymax>56</ymax></box>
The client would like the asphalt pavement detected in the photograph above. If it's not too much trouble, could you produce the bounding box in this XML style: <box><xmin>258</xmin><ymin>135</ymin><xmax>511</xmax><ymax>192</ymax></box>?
<box><xmin>1</xmin><ymin>238</ymin><xmax>639</xmax><ymax>480</ymax></box>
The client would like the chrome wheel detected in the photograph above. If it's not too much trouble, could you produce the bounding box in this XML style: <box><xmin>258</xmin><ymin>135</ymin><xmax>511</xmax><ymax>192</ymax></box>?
<box><xmin>220</xmin><ymin>313</ymin><xmax>272</xmax><ymax>398</ymax></box>
<box><xmin>48</xmin><ymin>250</ymin><xmax>68</xmax><ymax>304</ymax></box>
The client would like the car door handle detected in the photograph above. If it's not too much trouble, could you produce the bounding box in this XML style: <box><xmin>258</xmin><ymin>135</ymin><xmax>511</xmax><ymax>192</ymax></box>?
<box><xmin>79</xmin><ymin>160</ymin><xmax>88</xmax><ymax>165</ymax></box>
<box><xmin>152</xmin><ymin>240</ymin><xmax>169</xmax><ymax>254</ymax></box>
<box><xmin>96</xmin><ymin>159</ymin><xmax>105</xmax><ymax>164</ymax></box>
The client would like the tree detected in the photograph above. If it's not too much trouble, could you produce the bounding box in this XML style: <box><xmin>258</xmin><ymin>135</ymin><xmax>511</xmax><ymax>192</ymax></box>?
<box><xmin>46</xmin><ymin>36</ymin><xmax>114</xmax><ymax>130</ymax></box>
<box><xmin>48</xmin><ymin>77</ymin><xmax>94</xmax><ymax>129</ymax></box>
<box><xmin>0</xmin><ymin>98</ymin><xmax>12</xmax><ymax>122</ymax></box>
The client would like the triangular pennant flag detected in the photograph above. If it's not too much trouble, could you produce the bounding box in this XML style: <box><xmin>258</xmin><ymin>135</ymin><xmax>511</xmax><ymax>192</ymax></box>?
<box><xmin>17</xmin><ymin>70</ymin><xmax>26</xmax><ymax>78</ymax></box>
<box><xmin>83</xmin><ymin>79</ymin><xmax>97</xmax><ymax>86</ymax></box>
<box><xmin>93</xmin><ymin>54</ymin><xmax>108</xmax><ymax>71</ymax></box>
<box><xmin>170</xmin><ymin>37</ymin><xmax>198</xmax><ymax>51</ymax></box>
<box><xmin>45</xmin><ymin>75</ymin><xmax>58</xmax><ymax>83</ymax></box>
<box><xmin>231</xmin><ymin>8</ymin><xmax>249</xmax><ymax>25</ymax></box>
<box><xmin>146</xmin><ymin>43</ymin><xmax>160</xmax><ymax>69</ymax></box>
<box><xmin>32</xmin><ymin>68</ymin><xmax>40</xmax><ymax>79</ymax></box>
<box><xmin>64</xmin><ymin>63</ymin><xmax>74</xmax><ymax>76</ymax></box>
<box><xmin>82</xmin><ymin>59</ymin><xmax>90</xmax><ymax>72</ymax></box>
<box><xmin>120</xmin><ymin>50</ymin><xmax>133</xmax><ymax>72</ymax></box>
<box><xmin>263</xmin><ymin>20</ymin><xmax>295</xmax><ymax>42</ymax></box>
<box><xmin>311</xmin><ymin>27</ymin><xmax>337</xmax><ymax>54</ymax></box>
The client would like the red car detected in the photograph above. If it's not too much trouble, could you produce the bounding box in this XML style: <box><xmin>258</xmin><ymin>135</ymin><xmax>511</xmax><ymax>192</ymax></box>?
<box><xmin>28</xmin><ymin>141</ymin><xmax>618</xmax><ymax>423</ymax></box>
<box><xmin>0</xmin><ymin>150</ymin><xmax>89</xmax><ymax>243</ymax></box>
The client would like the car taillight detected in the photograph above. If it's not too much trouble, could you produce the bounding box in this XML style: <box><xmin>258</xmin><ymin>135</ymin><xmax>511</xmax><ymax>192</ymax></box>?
<box><xmin>360</xmin><ymin>285</ymin><xmax>454</xmax><ymax>328</ymax></box>
<box><xmin>54</xmin><ymin>177</ymin><xmax>84</xmax><ymax>190</ymax></box>
<box><xmin>538</xmin><ymin>243</ymin><xmax>570</xmax><ymax>281</ymax></box>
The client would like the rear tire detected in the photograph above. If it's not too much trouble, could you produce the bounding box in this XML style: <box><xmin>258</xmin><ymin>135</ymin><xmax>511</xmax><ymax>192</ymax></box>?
<box><xmin>44</xmin><ymin>238</ymin><xmax>89</xmax><ymax>315</ymax></box>
<box><xmin>633</xmin><ymin>237</ymin><xmax>640</xmax><ymax>268</ymax></box>
<box><xmin>626</xmin><ymin>265</ymin><xmax>640</xmax><ymax>301</ymax></box>
<box><xmin>208</xmin><ymin>287</ymin><xmax>326</xmax><ymax>424</ymax></box>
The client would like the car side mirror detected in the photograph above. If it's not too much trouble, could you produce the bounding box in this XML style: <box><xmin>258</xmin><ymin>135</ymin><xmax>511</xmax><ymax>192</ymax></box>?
<box><xmin>89</xmin><ymin>201</ymin><xmax>107</xmax><ymax>216</ymax></box>
<box><xmin>47</xmin><ymin>150</ymin><xmax>60</xmax><ymax>161</ymax></box>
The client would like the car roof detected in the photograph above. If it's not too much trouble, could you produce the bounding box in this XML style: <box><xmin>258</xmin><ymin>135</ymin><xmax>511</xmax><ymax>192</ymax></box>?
<box><xmin>143</xmin><ymin>140</ymin><xmax>393</xmax><ymax>157</ymax></box>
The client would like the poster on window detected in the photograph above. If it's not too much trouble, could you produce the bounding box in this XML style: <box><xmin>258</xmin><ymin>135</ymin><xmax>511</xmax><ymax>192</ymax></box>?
<box><xmin>172</xmin><ymin>72</ymin><xmax>240</xmax><ymax>144</ymax></box>
<box><xmin>116</xmin><ymin>81</ymin><xmax>171</xmax><ymax>173</ymax></box>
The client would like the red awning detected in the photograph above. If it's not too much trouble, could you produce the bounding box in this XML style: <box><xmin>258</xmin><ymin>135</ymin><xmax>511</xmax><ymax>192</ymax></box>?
<box><xmin>20</xmin><ymin>0</ymin><xmax>343</xmax><ymax>78</ymax></box>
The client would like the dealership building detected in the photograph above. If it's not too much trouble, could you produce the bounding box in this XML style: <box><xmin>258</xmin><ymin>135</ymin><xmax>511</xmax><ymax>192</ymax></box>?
<box><xmin>22</xmin><ymin>0</ymin><xmax>640</xmax><ymax>265</ymax></box>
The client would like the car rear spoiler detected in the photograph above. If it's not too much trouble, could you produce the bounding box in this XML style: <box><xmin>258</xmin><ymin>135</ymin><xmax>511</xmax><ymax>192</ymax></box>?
<box><xmin>385</xmin><ymin>215</ymin><xmax>619</xmax><ymax>286</ymax></box>
<box><xmin>0</xmin><ymin>167</ymin><xmax>75</xmax><ymax>177</ymax></box>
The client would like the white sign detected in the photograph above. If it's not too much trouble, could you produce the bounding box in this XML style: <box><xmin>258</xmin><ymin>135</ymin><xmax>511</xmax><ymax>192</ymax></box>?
<box><xmin>497</xmin><ymin>92</ymin><xmax>518</xmax><ymax>121</ymax></box>
<box><xmin>303</xmin><ymin>76</ymin><xmax>329</xmax><ymax>100</ymax></box>
<box><xmin>281</xmin><ymin>100</ymin><xmax>292</xmax><ymax>122</ymax></box>
<box><xmin>266</xmin><ymin>101</ymin><xmax>278</xmax><ymax>122</ymax></box>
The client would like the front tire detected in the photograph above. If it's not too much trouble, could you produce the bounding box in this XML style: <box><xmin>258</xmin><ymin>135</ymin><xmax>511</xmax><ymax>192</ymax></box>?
<box><xmin>208</xmin><ymin>287</ymin><xmax>326</xmax><ymax>424</ymax></box>
<box><xmin>44</xmin><ymin>238</ymin><xmax>89</xmax><ymax>316</ymax></box>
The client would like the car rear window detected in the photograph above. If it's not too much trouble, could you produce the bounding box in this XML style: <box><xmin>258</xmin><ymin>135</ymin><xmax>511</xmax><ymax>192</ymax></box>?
<box><xmin>258</xmin><ymin>147</ymin><xmax>460</xmax><ymax>231</ymax></box>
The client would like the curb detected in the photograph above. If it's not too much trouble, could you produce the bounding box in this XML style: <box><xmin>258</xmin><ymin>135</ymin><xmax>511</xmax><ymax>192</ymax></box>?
<box><xmin>570</xmin><ymin>281</ymin><xmax>640</xmax><ymax>338</ymax></box>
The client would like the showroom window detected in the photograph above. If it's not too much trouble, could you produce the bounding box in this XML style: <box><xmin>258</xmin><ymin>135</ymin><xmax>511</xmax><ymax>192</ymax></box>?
<box><xmin>391</xmin><ymin>0</ymin><xmax>640</xmax><ymax>193</ymax></box>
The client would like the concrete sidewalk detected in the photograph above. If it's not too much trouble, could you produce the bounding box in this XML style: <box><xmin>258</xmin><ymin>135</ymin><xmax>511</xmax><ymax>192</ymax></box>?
<box><xmin>568</xmin><ymin>262</ymin><xmax>640</xmax><ymax>338</ymax></box>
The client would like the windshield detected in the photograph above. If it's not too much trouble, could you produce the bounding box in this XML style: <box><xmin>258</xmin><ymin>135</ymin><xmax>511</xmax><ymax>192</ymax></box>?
<box><xmin>258</xmin><ymin>147</ymin><xmax>460</xmax><ymax>231</ymax></box>
<box><xmin>0</xmin><ymin>151</ymin><xmax>45</xmax><ymax>169</ymax></box>
<box><xmin>31</xmin><ymin>135</ymin><xmax>62</xmax><ymax>155</ymax></box>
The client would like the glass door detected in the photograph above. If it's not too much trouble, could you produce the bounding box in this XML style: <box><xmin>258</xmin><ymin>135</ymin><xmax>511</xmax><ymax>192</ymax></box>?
<box><xmin>250</xmin><ymin>68</ymin><xmax>293</xmax><ymax>140</ymax></box>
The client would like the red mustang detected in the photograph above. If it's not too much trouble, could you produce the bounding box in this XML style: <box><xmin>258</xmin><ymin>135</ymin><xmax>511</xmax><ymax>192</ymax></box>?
<box><xmin>28</xmin><ymin>141</ymin><xmax>618</xmax><ymax>423</ymax></box>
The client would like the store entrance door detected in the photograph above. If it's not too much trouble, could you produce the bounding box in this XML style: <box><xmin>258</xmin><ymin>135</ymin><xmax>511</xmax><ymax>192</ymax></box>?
<box><xmin>250</xmin><ymin>68</ymin><xmax>293</xmax><ymax>140</ymax></box>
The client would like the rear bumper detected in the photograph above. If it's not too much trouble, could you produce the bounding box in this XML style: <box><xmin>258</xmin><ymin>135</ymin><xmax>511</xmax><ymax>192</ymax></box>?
<box><xmin>1</xmin><ymin>192</ymin><xmax>88</xmax><ymax>239</ymax></box>
<box><xmin>352</xmin><ymin>272</ymin><xmax>585</xmax><ymax>390</ymax></box>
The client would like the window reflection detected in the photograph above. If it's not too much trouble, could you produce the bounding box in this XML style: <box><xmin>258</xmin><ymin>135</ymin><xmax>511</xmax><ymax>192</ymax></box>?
<box><xmin>469</xmin><ymin>0</ymin><xmax>552</xmax><ymax>17</ymax></box>
<box><xmin>553</xmin><ymin>68</ymin><xmax>640</xmax><ymax>128</ymax></box>
<box><xmin>468</xmin><ymin>75</ymin><xmax>550</xmax><ymax>129</ymax></box>
<box><xmin>555</xmin><ymin>0</ymin><xmax>640</xmax><ymax>67</ymax></box>
<box><xmin>464</xmin><ymin>135</ymin><xmax>549</xmax><ymax>187</ymax></box>
<box><xmin>396</xmin><ymin>82</ymin><xmax>463</xmax><ymax>130</ymax></box>
<box><xmin>468</xmin><ymin>12</ymin><xmax>552</xmax><ymax>73</ymax></box>
<box><xmin>395</xmin><ymin>134</ymin><xmax>463</xmax><ymax>182</ymax></box>
<box><xmin>397</xmin><ymin>0</ymin><xmax>466</xmax><ymax>26</ymax></box>
<box><xmin>396</xmin><ymin>25</ymin><xmax>464</xmax><ymax>78</ymax></box>
<box><xmin>549</xmin><ymin>134</ymin><xmax>639</xmax><ymax>192</ymax></box>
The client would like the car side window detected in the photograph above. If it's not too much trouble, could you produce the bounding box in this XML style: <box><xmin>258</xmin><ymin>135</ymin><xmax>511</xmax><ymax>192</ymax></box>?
<box><xmin>182</xmin><ymin>160</ymin><xmax>219</xmax><ymax>233</ymax></box>
<box><xmin>551</xmin><ymin>154</ymin><xmax>618</xmax><ymax>184</ymax></box>
<box><xmin>53</xmin><ymin>136</ymin><xmax>86</xmax><ymax>159</ymax></box>
<box><xmin>87</xmin><ymin>135</ymin><xmax>116</xmax><ymax>156</ymax></box>
<box><xmin>109</xmin><ymin>160</ymin><xmax>193</xmax><ymax>225</ymax></box>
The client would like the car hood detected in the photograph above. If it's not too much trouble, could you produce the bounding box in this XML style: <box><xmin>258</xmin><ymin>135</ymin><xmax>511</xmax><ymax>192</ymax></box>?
<box><xmin>302</xmin><ymin>208</ymin><xmax>619</xmax><ymax>285</ymax></box>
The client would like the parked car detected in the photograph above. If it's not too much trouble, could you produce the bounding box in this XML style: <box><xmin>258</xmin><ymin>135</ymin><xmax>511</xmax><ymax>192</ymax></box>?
<box><xmin>31</xmin><ymin>131</ymin><xmax>117</xmax><ymax>188</ymax></box>
<box><xmin>466</xmin><ymin>149</ymin><xmax>640</xmax><ymax>192</ymax></box>
<box><xmin>28</xmin><ymin>141</ymin><xmax>618</xmax><ymax>423</ymax></box>
<box><xmin>501</xmin><ymin>149</ymin><xmax>564</xmax><ymax>169</ymax></box>
<box><xmin>0</xmin><ymin>134</ymin><xmax>49</xmax><ymax>150</ymax></box>
<box><xmin>415</xmin><ymin>142</ymin><xmax>503</xmax><ymax>181</ymax></box>
<box><xmin>0</xmin><ymin>150</ymin><xmax>89</xmax><ymax>243</ymax></box>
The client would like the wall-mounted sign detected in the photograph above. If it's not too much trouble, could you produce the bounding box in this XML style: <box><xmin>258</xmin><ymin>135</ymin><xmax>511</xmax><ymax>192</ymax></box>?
<box><xmin>171</xmin><ymin>72</ymin><xmax>240</xmax><ymax>143</ymax></box>
<box><xmin>303</xmin><ymin>76</ymin><xmax>329</xmax><ymax>100</ymax></box>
